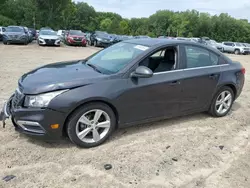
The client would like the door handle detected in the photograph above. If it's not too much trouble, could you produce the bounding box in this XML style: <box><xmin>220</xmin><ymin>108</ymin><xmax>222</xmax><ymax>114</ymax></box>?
<box><xmin>169</xmin><ymin>81</ymin><xmax>180</xmax><ymax>86</ymax></box>
<box><xmin>209</xmin><ymin>74</ymin><xmax>219</xmax><ymax>79</ymax></box>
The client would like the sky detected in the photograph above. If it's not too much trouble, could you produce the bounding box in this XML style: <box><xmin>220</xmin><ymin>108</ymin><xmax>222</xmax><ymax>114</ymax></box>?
<box><xmin>74</xmin><ymin>0</ymin><xmax>250</xmax><ymax>20</ymax></box>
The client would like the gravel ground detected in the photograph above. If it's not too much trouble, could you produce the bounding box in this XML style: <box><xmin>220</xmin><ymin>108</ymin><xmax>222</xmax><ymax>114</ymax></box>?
<box><xmin>0</xmin><ymin>42</ymin><xmax>249</xmax><ymax>188</ymax></box>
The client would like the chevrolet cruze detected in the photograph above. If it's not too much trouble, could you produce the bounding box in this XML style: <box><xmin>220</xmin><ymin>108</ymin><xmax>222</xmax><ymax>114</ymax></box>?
<box><xmin>1</xmin><ymin>39</ymin><xmax>245</xmax><ymax>148</ymax></box>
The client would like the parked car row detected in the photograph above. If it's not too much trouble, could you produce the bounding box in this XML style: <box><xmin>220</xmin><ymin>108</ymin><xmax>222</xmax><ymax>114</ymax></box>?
<box><xmin>157</xmin><ymin>36</ymin><xmax>250</xmax><ymax>55</ymax></box>
<box><xmin>1</xmin><ymin>26</ymin><xmax>250</xmax><ymax>54</ymax></box>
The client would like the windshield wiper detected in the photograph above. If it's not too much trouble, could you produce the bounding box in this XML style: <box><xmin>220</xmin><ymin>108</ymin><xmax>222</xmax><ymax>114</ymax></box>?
<box><xmin>86</xmin><ymin>63</ymin><xmax>102</xmax><ymax>73</ymax></box>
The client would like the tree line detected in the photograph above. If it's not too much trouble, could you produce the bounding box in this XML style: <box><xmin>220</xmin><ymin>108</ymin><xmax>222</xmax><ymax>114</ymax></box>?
<box><xmin>0</xmin><ymin>0</ymin><xmax>250</xmax><ymax>42</ymax></box>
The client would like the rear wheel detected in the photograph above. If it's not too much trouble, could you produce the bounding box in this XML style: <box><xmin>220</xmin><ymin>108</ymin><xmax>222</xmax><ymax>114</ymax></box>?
<box><xmin>66</xmin><ymin>103</ymin><xmax>116</xmax><ymax>148</ymax></box>
<box><xmin>209</xmin><ymin>86</ymin><xmax>234</xmax><ymax>117</ymax></box>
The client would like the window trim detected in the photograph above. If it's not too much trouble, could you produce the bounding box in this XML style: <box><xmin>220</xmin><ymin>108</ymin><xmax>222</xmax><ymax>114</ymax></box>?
<box><xmin>153</xmin><ymin>64</ymin><xmax>229</xmax><ymax>75</ymax></box>
<box><xmin>136</xmin><ymin>45</ymin><xmax>180</xmax><ymax>74</ymax></box>
<box><xmin>183</xmin><ymin>44</ymin><xmax>220</xmax><ymax>69</ymax></box>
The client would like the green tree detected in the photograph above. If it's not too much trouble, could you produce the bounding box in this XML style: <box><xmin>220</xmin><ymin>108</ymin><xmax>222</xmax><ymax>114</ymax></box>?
<box><xmin>100</xmin><ymin>18</ymin><xmax>112</xmax><ymax>31</ymax></box>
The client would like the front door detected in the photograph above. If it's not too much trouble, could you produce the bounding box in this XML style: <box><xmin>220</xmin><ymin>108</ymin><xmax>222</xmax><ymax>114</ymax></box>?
<box><xmin>116</xmin><ymin>46</ymin><xmax>183</xmax><ymax>124</ymax></box>
<box><xmin>180</xmin><ymin>45</ymin><xmax>221</xmax><ymax>112</ymax></box>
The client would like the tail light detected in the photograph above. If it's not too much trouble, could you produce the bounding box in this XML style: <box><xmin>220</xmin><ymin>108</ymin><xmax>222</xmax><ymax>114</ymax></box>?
<box><xmin>241</xmin><ymin>68</ymin><xmax>246</xmax><ymax>74</ymax></box>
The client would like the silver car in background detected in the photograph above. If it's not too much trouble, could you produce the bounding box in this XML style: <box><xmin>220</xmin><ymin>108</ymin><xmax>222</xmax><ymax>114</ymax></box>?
<box><xmin>37</xmin><ymin>30</ymin><xmax>61</xmax><ymax>46</ymax></box>
<box><xmin>222</xmin><ymin>42</ymin><xmax>250</xmax><ymax>55</ymax></box>
<box><xmin>2</xmin><ymin>26</ymin><xmax>29</xmax><ymax>45</ymax></box>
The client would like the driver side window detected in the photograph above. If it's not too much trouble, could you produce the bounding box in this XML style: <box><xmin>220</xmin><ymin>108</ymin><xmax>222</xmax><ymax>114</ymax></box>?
<box><xmin>139</xmin><ymin>47</ymin><xmax>177</xmax><ymax>73</ymax></box>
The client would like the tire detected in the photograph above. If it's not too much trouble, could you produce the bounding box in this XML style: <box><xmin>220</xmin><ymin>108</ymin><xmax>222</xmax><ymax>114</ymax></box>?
<box><xmin>3</xmin><ymin>41</ymin><xmax>7</xmax><ymax>45</ymax></box>
<box><xmin>66</xmin><ymin>103</ymin><xmax>116</xmax><ymax>148</ymax></box>
<box><xmin>234</xmin><ymin>49</ymin><xmax>240</xmax><ymax>55</ymax></box>
<box><xmin>209</xmin><ymin>86</ymin><xmax>234</xmax><ymax>117</ymax></box>
<box><xmin>24</xmin><ymin>39</ymin><xmax>28</xmax><ymax>45</ymax></box>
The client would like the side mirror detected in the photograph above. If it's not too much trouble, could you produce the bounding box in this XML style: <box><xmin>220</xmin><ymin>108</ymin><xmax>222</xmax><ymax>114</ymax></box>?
<box><xmin>131</xmin><ymin>66</ymin><xmax>153</xmax><ymax>78</ymax></box>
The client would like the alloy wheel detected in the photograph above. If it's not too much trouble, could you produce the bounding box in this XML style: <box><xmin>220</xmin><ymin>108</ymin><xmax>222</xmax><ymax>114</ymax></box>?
<box><xmin>75</xmin><ymin>109</ymin><xmax>111</xmax><ymax>144</ymax></box>
<box><xmin>215</xmin><ymin>90</ymin><xmax>232</xmax><ymax>115</ymax></box>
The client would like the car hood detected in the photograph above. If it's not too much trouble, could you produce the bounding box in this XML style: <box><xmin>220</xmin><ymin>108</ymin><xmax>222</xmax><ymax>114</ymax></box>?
<box><xmin>4</xmin><ymin>32</ymin><xmax>24</xmax><ymax>36</ymax></box>
<box><xmin>39</xmin><ymin>35</ymin><xmax>59</xmax><ymax>40</ymax></box>
<box><xmin>69</xmin><ymin>35</ymin><xmax>85</xmax><ymax>38</ymax></box>
<box><xmin>18</xmin><ymin>60</ymin><xmax>108</xmax><ymax>94</ymax></box>
<box><xmin>97</xmin><ymin>35</ymin><xmax>111</xmax><ymax>40</ymax></box>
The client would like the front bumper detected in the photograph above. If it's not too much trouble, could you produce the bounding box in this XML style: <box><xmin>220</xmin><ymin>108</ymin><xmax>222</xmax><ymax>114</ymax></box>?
<box><xmin>1</xmin><ymin>97</ymin><xmax>66</xmax><ymax>140</ymax></box>
<box><xmin>97</xmin><ymin>40</ymin><xmax>112</xmax><ymax>47</ymax></box>
<box><xmin>241</xmin><ymin>50</ymin><xmax>250</xmax><ymax>54</ymax></box>
<box><xmin>5</xmin><ymin>38</ymin><xmax>27</xmax><ymax>43</ymax></box>
<box><xmin>39</xmin><ymin>38</ymin><xmax>61</xmax><ymax>46</ymax></box>
<box><xmin>67</xmin><ymin>39</ymin><xmax>87</xmax><ymax>46</ymax></box>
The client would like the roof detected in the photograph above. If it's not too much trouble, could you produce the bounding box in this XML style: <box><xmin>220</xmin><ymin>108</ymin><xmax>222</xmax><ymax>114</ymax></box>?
<box><xmin>124</xmin><ymin>38</ymin><xmax>222</xmax><ymax>55</ymax></box>
<box><xmin>125</xmin><ymin>38</ymin><xmax>197</xmax><ymax>47</ymax></box>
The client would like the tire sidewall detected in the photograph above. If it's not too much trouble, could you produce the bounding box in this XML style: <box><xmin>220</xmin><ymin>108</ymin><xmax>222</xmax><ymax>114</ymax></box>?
<box><xmin>67</xmin><ymin>103</ymin><xmax>116</xmax><ymax>148</ymax></box>
<box><xmin>210</xmin><ymin>86</ymin><xmax>234</xmax><ymax>117</ymax></box>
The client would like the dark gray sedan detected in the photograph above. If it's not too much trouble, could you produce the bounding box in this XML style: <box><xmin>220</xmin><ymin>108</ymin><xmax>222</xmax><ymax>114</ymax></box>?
<box><xmin>1</xmin><ymin>39</ymin><xmax>245</xmax><ymax>148</ymax></box>
<box><xmin>2</xmin><ymin>26</ymin><xmax>29</xmax><ymax>45</ymax></box>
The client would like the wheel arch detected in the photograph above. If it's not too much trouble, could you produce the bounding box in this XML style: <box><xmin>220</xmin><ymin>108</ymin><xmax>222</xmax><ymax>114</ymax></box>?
<box><xmin>62</xmin><ymin>99</ymin><xmax>119</xmax><ymax>136</ymax></box>
<box><xmin>217</xmin><ymin>83</ymin><xmax>237</xmax><ymax>100</ymax></box>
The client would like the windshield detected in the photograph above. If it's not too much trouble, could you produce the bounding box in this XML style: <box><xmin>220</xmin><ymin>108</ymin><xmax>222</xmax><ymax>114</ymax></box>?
<box><xmin>86</xmin><ymin>42</ymin><xmax>149</xmax><ymax>74</ymax></box>
<box><xmin>235</xmin><ymin>43</ymin><xmax>243</xmax><ymax>47</ymax></box>
<box><xmin>210</xmin><ymin>40</ymin><xmax>217</xmax><ymax>45</ymax></box>
<box><xmin>96</xmin><ymin>32</ymin><xmax>109</xmax><ymax>37</ymax></box>
<box><xmin>69</xmin><ymin>30</ymin><xmax>84</xmax><ymax>36</ymax></box>
<box><xmin>40</xmin><ymin>30</ymin><xmax>57</xmax><ymax>35</ymax></box>
<box><xmin>6</xmin><ymin>27</ymin><xmax>24</xmax><ymax>32</ymax></box>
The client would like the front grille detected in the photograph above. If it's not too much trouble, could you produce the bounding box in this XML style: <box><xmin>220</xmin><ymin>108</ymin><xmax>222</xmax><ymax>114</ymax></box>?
<box><xmin>73</xmin><ymin>37</ymin><xmax>82</xmax><ymax>41</ymax></box>
<box><xmin>11</xmin><ymin>88</ymin><xmax>24</xmax><ymax>109</ymax></box>
<box><xmin>45</xmin><ymin>39</ymin><xmax>55</xmax><ymax>44</ymax></box>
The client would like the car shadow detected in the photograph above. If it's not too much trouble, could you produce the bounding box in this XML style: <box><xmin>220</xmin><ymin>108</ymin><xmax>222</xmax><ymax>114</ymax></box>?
<box><xmin>26</xmin><ymin>112</ymin><xmax>211</xmax><ymax>149</ymax></box>
<box><xmin>108</xmin><ymin>112</ymin><xmax>210</xmax><ymax>143</ymax></box>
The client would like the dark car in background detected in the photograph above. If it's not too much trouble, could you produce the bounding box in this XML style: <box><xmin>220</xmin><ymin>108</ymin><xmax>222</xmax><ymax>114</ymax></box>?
<box><xmin>1</xmin><ymin>39</ymin><xmax>245</xmax><ymax>148</ymax></box>
<box><xmin>0</xmin><ymin>26</ymin><xmax>5</xmax><ymax>41</ymax></box>
<box><xmin>65</xmin><ymin>30</ymin><xmax>87</xmax><ymax>47</ymax></box>
<box><xmin>2</xmin><ymin>26</ymin><xmax>29</xmax><ymax>45</ymax></box>
<box><xmin>28</xmin><ymin>28</ymin><xmax>37</xmax><ymax>40</ymax></box>
<box><xmin>90</xmin><ymin>31</ymin><xmax>112</xmax><ymax>47</ymax></box>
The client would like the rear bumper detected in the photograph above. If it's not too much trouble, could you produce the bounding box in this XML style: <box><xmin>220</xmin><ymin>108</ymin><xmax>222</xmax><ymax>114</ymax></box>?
<box><xmin>1</xmin><ymin>98</ymin><xmax>66</xmax><ymax>141</ymax></box>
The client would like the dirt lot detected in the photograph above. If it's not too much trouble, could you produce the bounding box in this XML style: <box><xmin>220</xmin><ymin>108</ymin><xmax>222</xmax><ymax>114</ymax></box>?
<box><xmin>0</xmin><ymin>42</ymin><xmax>249</xmax><ymax>188</ymax></box>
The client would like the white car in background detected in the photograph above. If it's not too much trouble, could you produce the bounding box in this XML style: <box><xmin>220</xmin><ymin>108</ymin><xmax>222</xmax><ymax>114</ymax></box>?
<box><xmin>222</xmin><ymin>42</ymin><xmax>250</xmax><ymax>55</ymax></box>
<box><xmin>37</xmin><ymin>30</ymin><xmax>61</xmax><ymax>46</ymax></box>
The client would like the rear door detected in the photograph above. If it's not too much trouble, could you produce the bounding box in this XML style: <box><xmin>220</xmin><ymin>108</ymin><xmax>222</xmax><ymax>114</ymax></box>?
<box><xmin>179</xmin><ymin>45</ymin><xmax>222</xmax><ymax>112</ymax></box>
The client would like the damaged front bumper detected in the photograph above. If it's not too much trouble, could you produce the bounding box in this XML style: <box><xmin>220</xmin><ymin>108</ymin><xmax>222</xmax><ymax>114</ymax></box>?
<box><xmin>0</xmin><ymin>96</ymin><xmax>13</xmax><ymax>128</ymax></box>
<box><xmin>0</xmin><ymin>95</ymin><xmax>66</xmax><ymax>140</ymax></box>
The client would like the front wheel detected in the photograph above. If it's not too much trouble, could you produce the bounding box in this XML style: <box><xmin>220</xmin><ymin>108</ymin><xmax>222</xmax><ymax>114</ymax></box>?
<box><xmin>67</xmin><ymin>103</ymin><xmax>116</xmax><ymax>148</ymax></box>
<box><xmin>234</xmin><ymin>49</ymin><xmax>240</xmax><ymax>55</ymax></box>
<box><xmin>209</xmin><ymin>86</ymin><xmax>234</xmax><ymax>117</ymax></box>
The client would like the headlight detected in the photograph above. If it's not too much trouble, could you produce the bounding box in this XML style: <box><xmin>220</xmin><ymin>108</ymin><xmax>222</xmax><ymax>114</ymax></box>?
<box><xmin>39</xmin><ymin>37</ymin><xmax>44</xmax><ymax>40</ymax></box>
<box><xmin>24</xmin><ymin>90</ymin><xmax>68</xmax><ymax>108</ymax></box>
<box><xmin>96</xmin><ymin>37</ymin><xmax>102</xmax><ymax>41</ymax></box>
